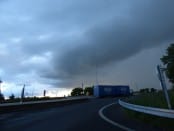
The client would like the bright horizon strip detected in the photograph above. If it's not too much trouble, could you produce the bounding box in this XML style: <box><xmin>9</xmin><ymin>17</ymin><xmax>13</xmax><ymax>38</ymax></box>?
<box><xmin>1</xmin><ymin>82</ymin><xmax>72</xmax><ymax>99</ymax></box>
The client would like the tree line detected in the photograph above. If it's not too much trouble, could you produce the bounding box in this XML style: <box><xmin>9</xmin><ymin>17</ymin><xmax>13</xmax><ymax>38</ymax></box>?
<box><xmin>139</xmin><ymin>88</ymin><xmax>157</xmax><ymax>93</ymax></box>
<box><xmin>71</xmin><ymin>86</ymin><xmax>93</xmax><ymax>96</ymax></box>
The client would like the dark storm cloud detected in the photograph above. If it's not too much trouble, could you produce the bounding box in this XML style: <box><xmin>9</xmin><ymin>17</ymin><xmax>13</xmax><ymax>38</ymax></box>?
<box><xmin>0</xmin><ymin>0</ymin><xmax>174</xmax><ymax>88</ymax></box>
<box><xmin>49</xmin><ymin>1</ymin><xmax>174</xmax><ymax>79</ymax></box>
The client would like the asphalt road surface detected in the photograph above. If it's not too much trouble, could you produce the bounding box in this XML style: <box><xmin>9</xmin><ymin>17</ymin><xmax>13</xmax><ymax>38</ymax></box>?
<box><xmin>0</xmin><ymin>98</ymin><xmax>163</xmax><ymax>131</ymax></box>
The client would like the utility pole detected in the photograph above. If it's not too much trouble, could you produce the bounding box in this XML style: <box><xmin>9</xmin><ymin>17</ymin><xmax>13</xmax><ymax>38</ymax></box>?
<box><xmin>95</xmin><ymin>52</ymin><xmax>99</xmax><ymax>86</ymax></box>
<box><xmin>82</xmin><ymin>82</ymin><xmax>84</xmax><ymax>89</ymax></box>
<box><xmin>0</xmin><ymin>79</ymin><xmax>2</xmax><ymax>94</ymax></box>
<box><xmin>17</xmin><ymin>83</ymin><xmax>30</xmax><ymax>103</ymax></box>
<box><xmin>21</xmin><ymin>84</ymin><xmax>25</xmax><ymax>103</ymax></box>
<box><xmin>82</xmin><ymin>82</ymin><xmax>84</xmax><ymax>95</ymax></box>
<box><xmin>43</xmin><ymin>90</ymin><xmax>46</xmax><ymax>97</ymax></box>
<box><xmin>31</xmin><ymin>87</ymin><xmax>35</xmax><ymax>97</ymax></box>
<box><xmin>95</xmin><ymin>63</ymin><xmax>98</xmax><ymax>86</ymax></box>
<box><xmin>157</xmin><ymin>65</ymin><xmax>172</xmax><ymax>109</ymax></box>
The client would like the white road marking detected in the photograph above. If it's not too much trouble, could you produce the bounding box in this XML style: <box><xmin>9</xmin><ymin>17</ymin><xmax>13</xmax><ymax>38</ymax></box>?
<box><xmin>98</xmin><ymin>103</ymin><xmax>135</xmax><ymax>131</ymax></box>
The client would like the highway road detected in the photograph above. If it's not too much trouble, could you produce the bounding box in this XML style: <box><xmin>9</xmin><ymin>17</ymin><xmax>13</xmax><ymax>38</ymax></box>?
<box><xmin>0</xmin><ymin>97</ymin><xmax>163</xmax><ymax>131</ymax></box>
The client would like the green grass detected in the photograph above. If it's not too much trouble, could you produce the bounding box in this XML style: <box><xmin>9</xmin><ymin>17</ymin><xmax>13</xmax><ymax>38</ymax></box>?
<box><xmin>129</xmin><ymin>91</ymin><xmax>174</xmax><ymax>108</ymax></box>
<box><xmin>124</xmin><ymin>90</ymin><xmax>174</xmax><ymax>130</ymax></box>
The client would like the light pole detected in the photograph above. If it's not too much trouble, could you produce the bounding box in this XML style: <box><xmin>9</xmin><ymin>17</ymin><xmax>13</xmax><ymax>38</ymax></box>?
<box><xmin>157</xmin><ymin>65</ymin><xmax>172</xmax><ymax>109</ymax></box>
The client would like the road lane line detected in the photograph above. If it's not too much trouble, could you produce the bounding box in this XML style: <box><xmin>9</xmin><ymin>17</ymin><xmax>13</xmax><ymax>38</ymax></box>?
<box><xmin>98</xmin><ymin>103</ymin><xmax>135</xmax><ymax>131</ymax></box>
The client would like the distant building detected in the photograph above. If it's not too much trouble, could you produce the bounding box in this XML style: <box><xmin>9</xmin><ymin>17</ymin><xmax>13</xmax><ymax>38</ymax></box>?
<box><xmin>94</xmin><ymin>85</ymin><xmax>130</xmax><ymax>97</ymax></box>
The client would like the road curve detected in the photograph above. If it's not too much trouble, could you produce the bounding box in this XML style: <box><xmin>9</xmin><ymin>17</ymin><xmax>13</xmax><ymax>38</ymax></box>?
<box><xmin>0</xmin><ymin>98</ymin><xmax>163</xmax><ymax>131</ymax></box>
<box><xmin>0</xmin><ymin>98</ymin><xmax>121</xmax><ymax>131</ymax></box>
<box><xmin>98</xmin><ymin>103</ymin><xmax>134</xmax><ymax>131</ymax></box>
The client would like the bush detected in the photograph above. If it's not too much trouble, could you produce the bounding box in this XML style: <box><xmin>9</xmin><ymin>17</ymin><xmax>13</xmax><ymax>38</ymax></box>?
<box><xmin>84</xmin><ymin>87</ymin><xmax>93</xmax><ymax>96</ymax></box>
<box><xmin>150</xmin><ymin>88</ymin><xmax>157</xmax><ymax>93</ymax></box>
<box><xmin>71</xmin><ymin>87</ymin><xmax>83</xmax><ymax>96</ymax></box>
<box><xmin>140</xmin><ymin>88</ymin><xmax>150</xmax><ymax>93</ymax></box>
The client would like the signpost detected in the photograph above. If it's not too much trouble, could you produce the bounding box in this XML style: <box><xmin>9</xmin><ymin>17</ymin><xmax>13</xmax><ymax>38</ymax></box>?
<box><xmin>156</xmin><ymin>65</ymin><xmax>172</xmax><ymax>109</ymax></box>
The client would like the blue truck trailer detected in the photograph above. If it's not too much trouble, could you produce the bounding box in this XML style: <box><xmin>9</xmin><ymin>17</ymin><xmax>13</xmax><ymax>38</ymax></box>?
<box><xmin>94</xmin><ymin>85</ymin><xmax>130</xmax><ymax>97</ymax></box>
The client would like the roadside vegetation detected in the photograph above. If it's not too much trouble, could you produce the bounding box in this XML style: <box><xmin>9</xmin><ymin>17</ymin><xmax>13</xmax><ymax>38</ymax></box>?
<box><xmin>0</xmin><ymin>86</ymin><xmax>93</xmax><ymax>104</ymax></box>
<box><xmin>0</xmin><ymin>96</ymin><xmax>66</xmax><ymax>103</ymax></box>
<box><xmin>130</xmin><ymin>89</ymin><xmax>174</xmax><ymax>108</ymax></box>
<box><xmin>71</xmin><ymin>86</ymin><xmax>93</xmax><ymax>96</ymax></box>
<box><xmin>0</xmin><ymin>93</ymin><xmax>5</xmax><ymax>103</ymax></box>
<box><xmin>124</xmin><ymin>90</ymin><xmax>174</xmax><ymax>130</ymax></box>
<box><xmin>124</xmin><ymin>43</ymin><xmax>174</xmax><ymax>130</ymax></box>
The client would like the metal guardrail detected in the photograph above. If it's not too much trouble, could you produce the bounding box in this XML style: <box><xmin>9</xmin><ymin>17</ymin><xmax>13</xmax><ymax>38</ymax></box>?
<box><xmin>119</xmin><ymin>99</ymin><xmax>174</xmax><ymax>119</ymax></box>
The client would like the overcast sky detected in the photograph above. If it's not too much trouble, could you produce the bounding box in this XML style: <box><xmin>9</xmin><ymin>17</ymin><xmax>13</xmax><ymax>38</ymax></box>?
<box><xmin>0</xmin><ymin>0</ymin><xmax>174</xmax><ymax>97</ymax></box>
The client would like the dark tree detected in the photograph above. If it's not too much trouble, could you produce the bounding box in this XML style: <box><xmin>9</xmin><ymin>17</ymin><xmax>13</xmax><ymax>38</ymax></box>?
<box><xmin>140</xmin><ymin>88</ymin><xmax>149</xmax><ymax>93</ymax></box>
<box><xmin>150</xmin><ymin>88</ymin><xmax>156</xmax><ymax>93</ymax></box>
<box><xmin>161</xmin><ymin>44</ymin><xmax>174</xmax><ymax>84</ymax></box>
<box><xmin>84</xmin><ymin>86</ymin><xmax>93</xmax><ymax>96</ymax></box>
<box><xmin>0</xmin><ymin>93</ymin><xmax>5</xmax><ymax>102</ymax></box>
<box><xmin>71</xmin><ymin>87</ymin><xmax>83</xmax><ymax>96</ymax></box>
<box><xmin>9</xmin><ymin>93</ymin><xmax>15</xmax><ymax>100</ymax></box>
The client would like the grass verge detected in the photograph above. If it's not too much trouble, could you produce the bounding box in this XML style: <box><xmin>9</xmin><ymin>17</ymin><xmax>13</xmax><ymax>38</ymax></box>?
<box><xmin>123</xmin><ymin>90</ymin><xmax>174</xmax><ymax>130</ymax></box>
